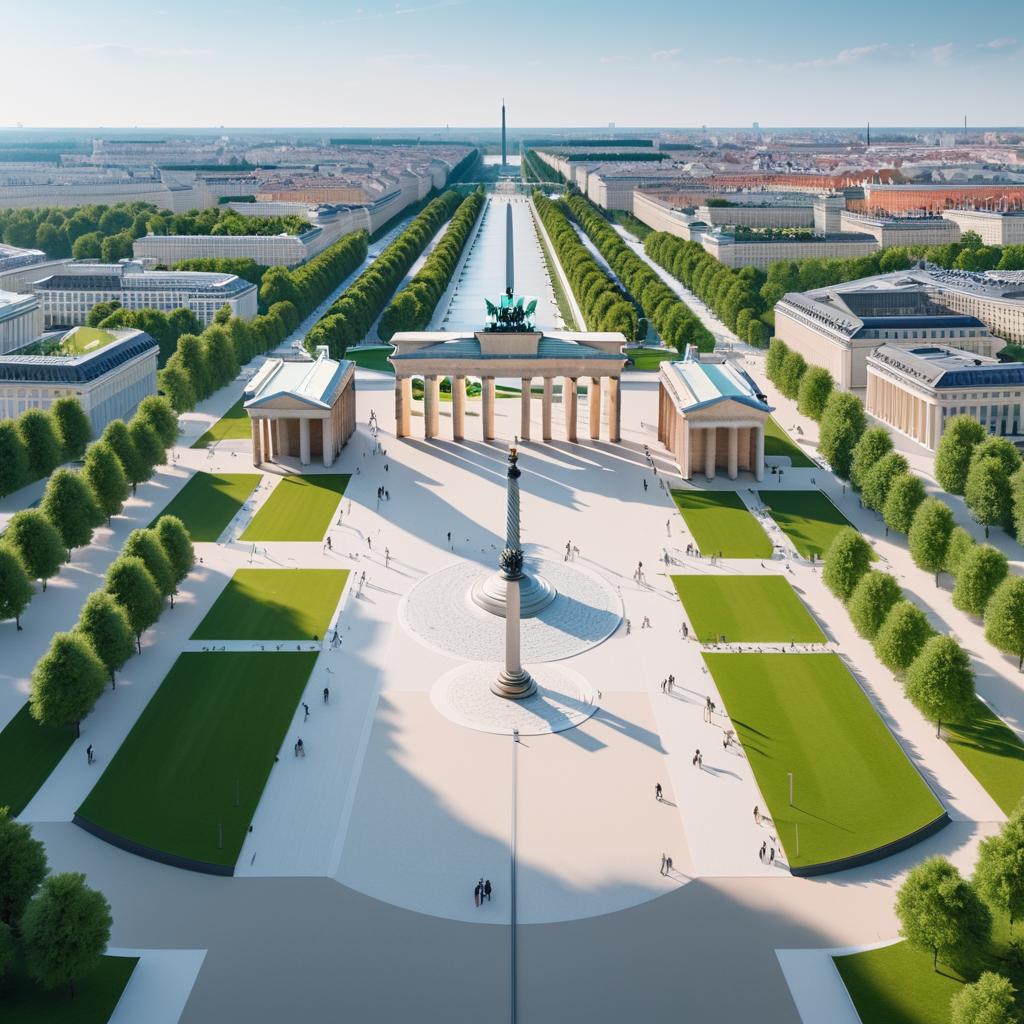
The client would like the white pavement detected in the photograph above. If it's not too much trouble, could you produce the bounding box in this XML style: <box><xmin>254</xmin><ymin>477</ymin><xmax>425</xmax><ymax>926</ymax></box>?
<box><xmin>108</xmin><ymin>947</ymin><xmax>207</xmax><ymax>1024</ymax></box>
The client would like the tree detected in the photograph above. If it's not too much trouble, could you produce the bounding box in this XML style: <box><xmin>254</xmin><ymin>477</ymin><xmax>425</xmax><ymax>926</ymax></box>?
<box><xmin>0</xmin><ymin>920</ymin><xmax>13</xmax><ymax>982</ymax></box>
<box><xmin>154</xmin><ymin>515</ymin><xmax>194</xmax><ymax>602</ymax></box>
<box><xmin>905</xmin><ymin>636</ymin><xmax>976</xmax><ymax>737</ymax></box>
<box><xmin>822</xmin><ymin>527</ymin><xmax>873</xmax><ymax>601</ymax></box>
<box><xmin>71</xmin><ymin>231</ymin><xmax>103</xmax><ymax>260</ymax></box>
<box><xmin>21</xmin><ymin>872</ymin><xmax>112</xmax><ymax>997</ymax></box>
<box><xmin>874</xmin><ymin>600</ymin><xmax>934</xmax><ymax>675</ymax></box>
<box><xmin>777</xmin><ymin>350</ymin><xmax>807</xmax><ymax>400</ymax></box>
<box><xmin>796</xmin><ymin>366</ymin><xmax>833</xmax><ymax>421</ymax></box>
<box><xmin>40</xmin><ymin>468</ymin><xmax>101</xmax><ymax>559</ymax></box>
<box><xmin>950</xmin><ymin>973</ymin><xmax>1019</xmax><ymax>1024</ymax></box>
<box><xmin>157</xmin><ymin>361</ymin><xmax>196</xmax><ymax>413</ymax></box>
<box><xmin>0</xmin><ymin>545</ymin><xmax>33</xmax><ymax>630</ymax></box>
<box><xmin>104</xmin><ymin>556</ymin><xmax>162</xmax><ymax>653</ymax></box>
<box><xmin>1012</xmin><ymin>465</ymin><xmax>1024</xmax><ymax>546</ymax></box>
<box><xmin>883</xmin><ymin>473</ymin><xmax>926</xmax><ymax>535</ymax></box>
<box><xmin>0</xmin><ymin>807</ymin><xmax>48</xmax><ymax>925</ymax></box>
<box><xmin>847</xmin><ymin>570</ymin><xmax>903</xmax><ymax>640</ymax></box>
<box><xmin>984</xmin><ymin>576</ymin><xmax>1024</xmax><ymax>670</ymax></box>
<box><xmin>3</xmin><ymin>510</ymin><xmax>64</xmax><ymax>591</ymax></box>
<box><xmin>953</xmin><ymin>544</ymin><xmax>1009</xmax><ymax>617</ymax></box>
<box><xmin>29</xmin><ymin>631</ymin><xmax>106</xmax><ymax>736</ymax></box>
<box><xmin>101</xmin><ymin>420</ymin><xmax>147</xmax><ymax>495</ymax></box>
<box><xmin>765</xmin><ymin>338</ymin><xmax>789</xmax><ymax>384</ymax></box>
<box><xmin>965</xmin><ymin>456</ymin><xmax>1014</xmax><ymax>537</ymax></box>
<box><xmin>896</xmin><ymin>857</ymin><xmax>991</xmax><ymax>971</ymax></box>
<box><xmin>122</xmin><ymin>529</ymin><xmax>175</xmax><ymax>600</ymax></box>
<box><xmin>975</xmin><ymin>815</ymin><xmax>1024</xmax><ymax>930</ymax></box>
<box><xmin>128</xmin><ymin>417</ymin><xmax>164</xmax><ymax>477</ymax></box>
<box><xmin>818</xmin><ymin>391</ymin><xmax>866</xmax><ymax>480</ymax></box>
<box><xmin>0</xmin><ymin>419</ymin><xmax>29</xmax><ymax>496</ymax></box>
<box><xmin>909</xmin><ymin>498</ymin><xmax>956</xmax><ymax>584</ymax></box>
<box><xmin>935</xmin><ymin>416</ymin><xmax>987</xmax><ymax>495</ymax></box>
<box><xmin>16</xmin><ymin>407</ymin><xmax>63</xmax><ymax>479</ymax></box>
<box><xmin>82</xmin><ymin>440</ymin><xmax>129</xmax><ymax>522</ymax></box>
<box><xmin>49</xmin><ymin>397</ymin><xmax>91</xmax><ymax>459</ymax></box>
<box><xmin>972</xmin><ymin>436</ymin><xmax>1022</xmax><ymax>478</ymax></box>
<box><xmin>850</xmin><ymin>427</ymin><xmax>893</xmax><ymax>491</ymax></box>
<box><xmin>76</xmin><ymin>591</ymin><xmax>134</xmax><ymax>688</ymax></box>
<box><xmin>861</xmin><ymin>451</ymin><xmax>909</xmax><ymax>513</ymax></box>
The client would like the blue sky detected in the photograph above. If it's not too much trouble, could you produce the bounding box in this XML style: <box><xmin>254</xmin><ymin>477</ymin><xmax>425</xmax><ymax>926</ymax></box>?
<box><xmin>3</xmin><ymin>0</ymin><xmax>1023</xmax><ymax>128</ymax></box>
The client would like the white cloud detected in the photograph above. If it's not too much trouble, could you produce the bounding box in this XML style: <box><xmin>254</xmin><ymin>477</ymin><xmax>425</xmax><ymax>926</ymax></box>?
<box><xmin>930</xmin><ymin>42</ymin><xmax>954</xmax><ymax>64</ymax></box>
<box><xmin>979</xmin><ymin>37</ymin><xmax>1017</xmax><ymax>50</ymax></box>
<box><xmin>652</xmin><ymin>47</ymin><xmax>681</xmax><ymax>63</ymax></box>
<box><xmin>793</xmin><ymin>43</ymin><xmax>891</xmax><ymax>69</ymax></box>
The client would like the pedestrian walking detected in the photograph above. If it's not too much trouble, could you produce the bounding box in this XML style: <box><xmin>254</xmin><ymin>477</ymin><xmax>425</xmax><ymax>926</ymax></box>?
<box><xmin>643</xmin><ymin>479</ymin><xmax>648</xmax><ymax>492</ymax></box>
<box><xmin>655</xmin><ymin>782</ymin><xmax>663</xmax><ymax>801</ymax></box>
<box><xmin>447</xmin><ymin>530</ymin><xmax>452</xmax><ymax>550</ymax></box>
<box><xmin>692</xmin><ymin>749</ymin><xmax>701</xmax><ymax>767</ymax></box>
<box><xmin>625</xmin><ymin>619</ymin><xmax>632</xmax><ymax>635</ymax></box>
<box><xmin>303</xmin><ymin>702</ymin><xmax>310</xmax><ymax>721</ymax></box>
<box><xmin>86</xmin><ymin>744</ymin><xmax>94</xmax><ymax>765</ymax></box>
<box><xmin>385</xmin><ymin>490</ymin><xmax>390</xmax><ymax>500</ymax></box>
<box><xmin>326</xmin><ymin>536</ymin><xmax>332</xmax><ymax>551</ymax></box>
<box><xmin>753</xmin><ymin>806</ymin><xmax>761</xmax><ymax>825</ymax></box>
<box><xmin>367</xmin><ymin>536</ymin><xmax>372</xmax><ymax>551</ymax></box>
<box><xmin>385</xmin><ymin>547</ymin><xmax>391</xmax><ymax>568</ymax></box>
<box><xmin>759</xmin><ymin>841</ymin><xmax>767</xmax><ymax>863</ymax></box>
<box><xmin>484</xmin><ymin>880</ymin><xmax>492</xmax><ymax>902</ymax></box>
<box><xmin>769</xmin><ymin>847</ymin><xmax>775</xmax><ymax>865</ymax></box>
<box><xmin>665</xmin><ymin>856</ymin><xmax>673</xmax><ymax>874</ymax></box>
<box><xmin>660</xmin><ymin>852</ymin><xmax>667</xmax><ymax>875</ymax></box>
<box><xmin>474</xmin><ymin>882</ymin><xmax>481</xmax><ymax>907</ymax></box>
<box><xmin>666</xmin><ymin>518</ymin><xmax>671</xmax><ymax>536</ymax></box>
<box><xmin>323</xmin><ymin>686</ymin><xmax>330</xmax><ymax>703</ymax></box>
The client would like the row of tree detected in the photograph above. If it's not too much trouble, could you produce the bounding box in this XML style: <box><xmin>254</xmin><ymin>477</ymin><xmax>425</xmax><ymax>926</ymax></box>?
<box><xmin>171</xmin><ymin>257</ymin><xmax>269</xmax><ymax>289</ymax></box>
<box><xmin>643</xmin><ymin>231</ymin><xmax>771</xmax><ymax>348</ymax></box>
<box><xmin>891</xmin><ymin>803</ymin><xmax>1024</xmax><ymax>1021</ymax></box>
<box><xmin>29</xmin><ymin>513</ymin><xmax>193</xmax><ymax>739</ymax></box>
<box><xmin>303</xmin><ymin>190</ymin><xmax>463</xmax><ymax>358</ymax></box>
<box><xmin>532</xmin><ymin>191</ymin><xmax>638</xmax><ymax>339</ymax></box>
<box><xmin>0</xmin><ymin>397</ymin><xmax>92</xmax><ymax>497</ymax></box>
<box><xmin>766</xmin><ymin>338</ymin><xmax>1024</xmax><ymax>671</ymax></box>
<box><xmin>0</xmin><ymin>812</ymin><xmax>114</xmax><ymax>999</ymax></box>
<box><xmin>0</xmin><ymin>396</ymin><xmax>180</xmax><ymax>631</ymax></box>
<box><xmin>0</xmin><ymin>201</ymin><xmax>159</xmax><ymax>259</ymax></box>
<box><xmin>257</xmin><ymin>231</ymin><xmax>368</xmax><ymax>317</ymax></box>
<box><xmin>565</xmin><ymin>193</ymin><xmax>715</xmax><ymax>352</ymax></box>
<box><xmin>86</xmin><ymin>302</ymin><xmax>203</xmax><ymax>367</ymax></box>
<box><xmin>144</xmin><ymin>207</ymin><xmax>310</xmax><ymax>238</ymax></box>
<box><xmin>522</xmin><ymin>150</ymin><xmax>564</xmax><ymax>185</ymax></box>
<box><xmin>377</xmin><ymin>188</ymin><xmax>484</xmax><ymax>341</ymax></box>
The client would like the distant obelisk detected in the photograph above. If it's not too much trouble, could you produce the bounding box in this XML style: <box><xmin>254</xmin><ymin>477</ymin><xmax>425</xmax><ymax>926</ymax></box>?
<box><xmin>501</xmin><ymin>99</ymin><xmax>507</xmax><ymax>167</ymax></box>
<box><xmin>505</xmin><ymin>203</ymin><xmax>514</xmax><ymax>294</ymax></box>
<box><xmin>492</xmin><ymin>448</ymin><xmax>537</xmax><ymax>700</ymax></box>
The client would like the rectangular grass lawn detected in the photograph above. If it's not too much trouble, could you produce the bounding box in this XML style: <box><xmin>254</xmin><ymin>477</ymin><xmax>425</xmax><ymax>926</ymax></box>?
<box><xmin>77</xmin><ymin>652</ymin><xmax>316</xmax><ymax>869</ymax></box>
<box><xmin>241</xmin><ymin>474</ymin><xmax>349</xmax><ymax>542</ymax></box>
<box><xmin>704</xmin><ymin>653</ymin><xmax>944</xmax><ymax>869</ymax></box>
<box><xmin>4</xmin><ymin>953</ymin><xmax>138</xmax><ymax>1024</ymax></box>
<box><xmin>672</xmin><ymin>575</ymin><xmax>825</xmax><ymax>643</ymax></box>
<box><xmin>944</xmin><ymin>698</ymin><xmax>1024</xmax><ymax>816</ymax></box>
<box><xmin>764</xmin><ymin>489</ymin><xmax>858</xmax><ymax>559</ymax></box>
<box><xmin>346</xmin><ymin>345</ymin><xmax>395</xmax><ymax>373</ymax></box>
<box><xmin>0</xmin><ymin>705</ymin><xmax>75</xmax><ymax>816</ymax></box>
<box><xmin>192</xmin><ymin>568</ymin><xmax>348</xmax><ymax>641</ymax></box>
<box><xmin>151</xmin><ymin>471</ymin><xmax>260</xmax><ymax>542</ymax></box>
<box><xmin>191</xmin><ymin>397</ymin><xmax>251</xmax><ymax>449</ymax></box>
<box><xmin>764</xmin><ymin>416</ymin><xmax>816</xmax><ymax>468</ymax></box>
<box><xmin>671</xmin><ymin>490</ymin><xmax>772</xmax><ymax>559</ymax></box>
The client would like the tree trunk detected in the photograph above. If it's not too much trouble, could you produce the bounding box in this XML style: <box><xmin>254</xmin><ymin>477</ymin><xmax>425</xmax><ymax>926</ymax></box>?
<box><xmin>75</xmin><ymin>719</ymin><xmax>80</xmax><ymax>738</ymax></box>
<box><xmin>136</xmin><ymin>633</ymin><xmax>142</xmax><ymax>655</ymax></box>
<box><xmin>42</xmin><ymin>578</ymin><xmax>47</xmax><ymax>592</ymax></box>
<box><xmin>933</xmin><ymin>947</ymin><xmax>938</xmax><ymax>971</ymax></box>
<box><xmin>936</xmin><ymin>719</ymin><xmax>942</xmax><ymax>739</ymax></box>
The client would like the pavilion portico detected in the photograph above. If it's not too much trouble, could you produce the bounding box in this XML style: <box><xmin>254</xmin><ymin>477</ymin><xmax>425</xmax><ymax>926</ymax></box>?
<box><xmin>389</xmin><ymin>330</ymin><xmax>627</xmax><ymax>443</ymax></box>
<box><xmin>244</xmin><ymin>347</ymin><xmax>356</xmax><ymax>468</ymax></box>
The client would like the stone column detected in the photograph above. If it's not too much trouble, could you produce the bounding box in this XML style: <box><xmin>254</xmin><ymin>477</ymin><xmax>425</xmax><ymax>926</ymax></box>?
<box><xmin>453</xmin><ymin>375</ymin><xmax>466</xmax><ymax>440</ymax></box>
<box><xmin>727</xmin><ymin>426</ymin><xmax>739</xmax><ymax>480</ymax></box>
<box><xmin>607</xmin><ymin>377</ymin><xmax>622</xmax><ymax>443</ymax></box>
<box><xmin>424</xmin><ymin>375</ymin><xmax>440</xmax><ymax>439</ymax></box>
<box><xmin>754</xmin><ymin>425</ymin><xmax>765</xmax><ymax>483</ymax></box>
<box><xmin>589</xmin><ymin>375</ymin><xmax>602</xmax><ymax>440</ymax></box>
<box><xmin>564</xmin><ymin>377</ymin><xmax>578</xmax><ymax>442</ymax></box>
<box><xmin>275</xmin><ymin>418</ymin><xmax>286</xmax><ymax>458</ymax></box>
<box><xmin>483</xmin><ymin>376</ymin><xmax>496</xmax><ymax>441</ymax></box>
<box><xmin>263</xmin><ymin>419</ymin><xmax>273</xmax><ymax>462</ymax></box>
<box><xmin>520</xmin><ymin>377</ymin><xmax>531</xmax><ymax>441</ymax></box>
<box><xmin>400</xmin><ymin>377</ymin><xmax>412</xmax><ymax>438</ymax></box>
<box><xmin>299</xmin><ymin>418</ymin><xmax>311</xmax><ymax>466</ymax></box>
<box><xmin>704</xmin><ymin>426</ymin><xmax>717</xmax><ymax>481</ymax></box>
<box><xmin>251</xmin><ymin>417</ymin><xmax>262</xmax><ymax>466</ymax></box>
<box><xmin>395</xmin><ymin>377</ymin><xmax>408</xmax><ymax>438</ymax></box>
<box><xmin>542</xmin><ymin>377</ymin><xmax>553</xmax><ymax>441</ymax></box>
<box><xmin>322</xmin><ymin>416</ymin><xmax>334</xmax><ymax>467</ymax></box>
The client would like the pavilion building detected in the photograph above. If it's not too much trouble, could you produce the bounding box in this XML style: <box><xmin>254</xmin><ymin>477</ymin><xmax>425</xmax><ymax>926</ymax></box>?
<box><xmin>658</xmin><ymin>346</ymin><xmax>772</xmax><ymax>481</ymax></box>
<box><xmin>388</xmin><ymin>329</ymin><xmax>627</xmax><ymax>443</ymax></box>
<box><xmin>244</xmin><ymin>346</ymin><xmax>356</xmax><ymax>468</ymax></box>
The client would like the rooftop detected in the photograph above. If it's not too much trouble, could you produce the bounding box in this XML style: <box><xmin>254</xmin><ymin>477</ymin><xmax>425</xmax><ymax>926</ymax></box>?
<box><xmin>0</xmin><ymin>288</ymin><xmax>39</xmax><ymax>324</ymax></box>
<box><xmin>389</xmin><ymin>331</ymin><xmax>626</xmax><ymax>363</ymax></box>
<box><xmin>0</xmin><ymin>327</ymin><xmax>156</xmax><ymax>384</ymax></box>
<box><xmin>869</xmin><ymin>344</ymin><xmax>1024</xmax><ymax>389</ymax></box>
<box><xmin>662</xmin><ymin>347</ymin><xmax>771</xmax><ymax>414</ymax></box>
<box><xmin>244</xmin><ymin>347</ymin><xmax>352</xmax><ymax>410</ymax></box>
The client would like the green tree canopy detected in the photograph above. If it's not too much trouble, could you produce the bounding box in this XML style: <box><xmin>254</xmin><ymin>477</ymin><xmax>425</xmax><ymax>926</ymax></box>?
<box><xmin>0</xmin><ymin>545</ymin><xmax>33</xmax><ymax>631</ymax></box>
<box><xmin>883</xmin><ymin>473</ymin><xmax>927</xmax><ymax>535</ymax></box>
<box><xmin>29</xmin><ymin>631</ymin><xmax>106</xmax><ymax>735</ymax></box>
<box><xmin>874</xmin><ymin>600</ymin><xmax>934</xmax><ymax>675</ymax></box>
<box><xmin>861</xmin><ymin>451</ymin><xmax>909</xmax><ymax>514</ymax></box>
<box><xmin>101</xmin><ymin>420</ymin><xmax>147</xmax><ymax>495</ymax></box>
<box><xmin>896</xmin><ymin>856</ymin><xmax>991</xmax><ymax>971</ymax></box>
<box><xmin>777</xmin><ymin>350</ymin><xmax>807</xmax><ymax>400</ymax></box>
<box><xmin>909</xmin><ymin>497</ymin><xmax>956</xmax><ymax>584</ymax></box>
<box><xmin>796</xmin><ymin>365</ymin><xmax>834</xmax><ymax>422</ymax></box>
<box><xmin>765</xmin><ymin>337</ymin><xmax>789</xmax><ymax>383</ymax></box>
<box><xmin>822</xmin><ymin>527</ymin><xmax>873</xmax><ymax>601</ymax></box>
<box><xmin>49</xmin><ymin>397</ymin><xmax>91</xmax><ymax>459</ymax></box>
<box><xmin>945</xmin><ymin>527</ymin><xmax>977</xmax><ymax>578</ymax></box>
<box><xmin>128</xmin><ymin>417</ymin><xmax>165</xmax><ymax>479</ymax></box>
<box><xmin>818</xmin><ymin>391</ymin><xmax>867</xmax><ymax>480</ymax></box>
<box><xmin>0</xmin><ymin>807</ymin><xmax>48</xmax><ymax>925</ymax></box>
<box><xmin>16</xmin><ymin>407</ymin><xmax>63</xmax><ymax>479</ymax></box>
<box><xmin>0</xmin><ymin>920</ymin><xmax>13</xmax><ymax>981</ymax></box>
<box><xmin>847</xmin><ymin>570</ymin><xmax>903</xmax><ymax>640</ymax></box>
<box><xmin>104</xmin><ymin>555</ymin><xmax>162</xmax><ymax>652</ymax></box>
<box><xmin>40</xmin><ymin>468</ymin><xmax>101</xmax><ymax>559</ymax></box>
<box><xmin>905</xmin><ymin>636</ymin><xmax>976</xmax><ymax>737</ymax></box>
<box><xmin>0</xmin><ymin>419</ymin><xmax>29</xmax><ymax>496</ymax></box>
<box><xmin>984</xmin><ymin>576</ymin><xmax>1024</xmax><ymax>671</ymax></box>
<box><xmin>936</xmin><ymin>416</ymin><xmax>987</xmax><ymax>495</ymax></box>
<box><xmin>154</xmin><ymin>515</ymin><xmax>194</xmax><ymax>594</ymax></box>
<box><xmin>975</xmin><ymin>815</ymin><xmax>1024</xmax><ymax>930</ymax></box>
<box><xmin>950</xmin><ymin>972</ymin><xmax>1019</xmax><ymax>1024</ymax></box>
<box><xmin>953</xmin><ymin>544</ymin><xmax>1009</xmax><ymax>617</ymax></box>
<box><xmin>122</xmin><ymin>528</ymin><xmax>175</xmax><ymax>600</ymax></box>
<box><xmin>76</xmin><ymin>590</ymin><xmax>134</xmax><ymax>687</ymax></box>
<box><xmin>850</xmin><ymin>426</ymin><xmax>894</xmax><ymax>491</ymax></box>
<box><xmin>136</xmin><ymin>395</ymin><xmax>178</xmax><ymax>448</ymax></box>
<box><xmin>3</xmin><ymin>509</ymin><xmax>64</xmax><ymax>591</ymax></box>
<box><xmin>82</xmin><ymin>440</ymin><xmax>129</xmax><ymax>521</ymax></box>
<box><xmin>21</xmin><ymin>872</ymin><xmax>112</xmax><ymax>997</ymax></box>
<box><xmin>965</xmin><ymin>456</ymin><xmax>1014</xmax><ymax>537</ymax></box>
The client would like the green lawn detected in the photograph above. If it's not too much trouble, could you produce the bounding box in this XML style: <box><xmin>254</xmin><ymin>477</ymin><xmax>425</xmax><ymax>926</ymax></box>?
<box><xmin>671</xmin><ymin>490</ymin><xmax>772</xmax><ymax>558</ymax></box>
<box><xmin>943</xmin><ymin>698</ymin><xmax>1024</xmax><ymax>816</ymax></box>
<box><xmin>346</xmin><ymin>345</ymin><xmax>394</xmax><ymax>373</ymax></box>
<box><xmin>704</xmin><ymin>653</ymin><xmax>944</xmax><ymax>869</ymax></box>
<box><xmin>78</xmin><ymin>652</ymin><xmax>317</xmax><ymax>868</ymax></box>
<box><xmin>192</xmin><ymin>568</ymin><xmax>348</xmax><ymax>641</ymax></box>
<box><xmin>835</xmin><ymin>916</ymin><xmax>1024</xmax><ymax>1024</ymax></box>
<box><xmin>3</xmin><ymin>952</ymin><xmax>137</xmax><ymax>1024</ymax></box>
<box><xmin>191</xmin><ymin>398</ymin><xmax>251</xmax><ymax>449</ymax></box>
<box><xmin>0</xmin><ymin>705</ymin><xmax>75</xmax><ymax>816</ymax></box>
<box><xmin>241</xmin><ymin>474</ymin><xmax>349</xmax><ymax>542</ymax></box>
<box><xmin>150</xmin><ymin>472</ymin><xmax>260</xmax><ymax>542</ymax></box>
<box><xmin>763</xmin><ymin>416</ymin><xmax>816</xmax><ymax>468</ymax></box>
<box><xmin>672</xmin><ymin>575</ymin><xmax>825</xmax><ymax>643</ymax></box>
<box><xmin>764</xmin><ymin>489</ymin><xmax>859</xmax><ymax>559</ymax></box>
<box><xmin>625</xmin><ymin>348</ymin><xmax>679</xmax><ymax>371</ymax></box>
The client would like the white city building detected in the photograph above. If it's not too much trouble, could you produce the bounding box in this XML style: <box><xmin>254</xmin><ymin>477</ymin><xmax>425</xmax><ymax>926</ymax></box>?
<box><xmin>0</xmin><ymin>290</ymin><xmax>44</xmax><ymax>356</ymax></box>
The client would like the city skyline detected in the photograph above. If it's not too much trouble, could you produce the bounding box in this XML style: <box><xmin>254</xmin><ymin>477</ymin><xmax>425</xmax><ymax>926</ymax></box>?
<box><xmin>3</xmin><ymin>0</ymin><xmax>1023</xmax><ymax>128</ymax></box>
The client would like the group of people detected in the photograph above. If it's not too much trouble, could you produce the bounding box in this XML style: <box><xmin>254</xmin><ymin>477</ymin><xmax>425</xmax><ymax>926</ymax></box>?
<box><xmin>660</xmin><ymin>675</ymin><xmax>675</xmax><ymax>694</ymax></box>
<box><xmin>563</xmin><ymin>540</ymin><xmax>580</xmax><ymax>562</ymax></box>
<box><xmin>473</xmin><ymin>878</ymin><xmax>493</xmax><ymax>907</ymax></box>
